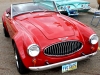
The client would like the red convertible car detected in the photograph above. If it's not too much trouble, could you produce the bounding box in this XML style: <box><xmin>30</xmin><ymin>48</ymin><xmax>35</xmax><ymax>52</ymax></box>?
<box><xmin>2</xmin><ymin>1</ymin><xmax>99</xmax><ymax>74</ymax></box>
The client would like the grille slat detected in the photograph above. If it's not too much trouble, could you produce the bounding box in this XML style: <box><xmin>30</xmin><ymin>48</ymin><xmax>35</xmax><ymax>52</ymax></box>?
<box><xmin>44</xmin><ymin>41</ymin><xmax>82</xmax><ymax>56</ymax></box>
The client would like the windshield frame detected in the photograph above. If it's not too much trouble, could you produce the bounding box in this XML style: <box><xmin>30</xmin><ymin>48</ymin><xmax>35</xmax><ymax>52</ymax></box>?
<box><xmin>11</xmin><ymin>1</ymin><xmax>59</xmax><ymax>18</ymax></box>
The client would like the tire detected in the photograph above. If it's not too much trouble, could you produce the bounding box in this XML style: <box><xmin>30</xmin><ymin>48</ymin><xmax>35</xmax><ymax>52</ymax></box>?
<box><xmin>14</xmin><ymin>44</ymin><xmax>29</xmax><ymax>74</ymax></box>
<box><xmin>3</xmin><ymin>22</ymin><xmax>9</xmax><ymax>37</ymax></box>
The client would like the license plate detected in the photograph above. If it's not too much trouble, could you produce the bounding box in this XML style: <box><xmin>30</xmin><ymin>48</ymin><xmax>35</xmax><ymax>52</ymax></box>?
<box><xmin>62</xmin><ymin>62</ymin><xmax>77</xmax><ymax>73</ymax></box>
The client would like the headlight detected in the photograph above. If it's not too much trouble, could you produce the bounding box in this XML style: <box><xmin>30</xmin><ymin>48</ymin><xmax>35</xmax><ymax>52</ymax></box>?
<box><xmin>89</xmin><ymin>34</ymin><xmax>99</xmax><ymax>45</ymax></box>
<box><xmin>58</xmin><ymin>6</ymin><xmax>65</xmax><ymax>11</ymax></box>
<box><xmin>27</xmin><ymin>44</ymin><xmax>40</xmax><ymax>57</ymax></box>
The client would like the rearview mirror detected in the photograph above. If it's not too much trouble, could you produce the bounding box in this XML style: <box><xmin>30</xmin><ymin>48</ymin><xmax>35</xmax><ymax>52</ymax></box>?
<box><xmin>6</xmin><ymin>13</ymin><xmax>9</xmax><ymax>17</ymax></box>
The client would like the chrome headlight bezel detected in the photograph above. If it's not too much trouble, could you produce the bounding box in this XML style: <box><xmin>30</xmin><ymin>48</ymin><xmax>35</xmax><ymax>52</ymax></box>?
<box><xmin>89</xmin><ymin>34</ymin><xmax>99</xmax><ymax>45</ymax></box>
<box><xmin>27</xmin><ymin>44</ymin><xmax>40</xmax><ymax>57</ymax></box>
<box><xmin>58</xmin><ymin>6</ymin><xmax>65</xmax><ymax>11</ymax></box>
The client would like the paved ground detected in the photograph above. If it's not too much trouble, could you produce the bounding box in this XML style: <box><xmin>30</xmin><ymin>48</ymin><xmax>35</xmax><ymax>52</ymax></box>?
<box><xmin>0</xmin><ymin>0</ymin><xmax>100</xmax><ymax>75</ymax></box>
<box><xmin>87</xmin><ymin>0</ymin><xmax>98</xmax><ymax>8</ymax></box>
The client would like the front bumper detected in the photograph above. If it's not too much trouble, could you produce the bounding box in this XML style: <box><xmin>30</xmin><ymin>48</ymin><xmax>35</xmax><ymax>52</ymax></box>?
<box><xmin>29</xmin><ymin>51</ymin><xmax>97</xmax><ymax>71</ymax></box>
<box><xmin>78</xmin><ymin>7</ymin><xmax>91</xmax><ymax>12</ymax></box>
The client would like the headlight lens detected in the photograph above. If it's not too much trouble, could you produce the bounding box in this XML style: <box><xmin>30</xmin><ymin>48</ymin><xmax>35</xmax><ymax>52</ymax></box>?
<box><xmin>89</xmin><ymin>34</ymin><xmax>99</xmax><ymax>45</ymax></box>
<box><xmin>58</xmin><ymin>6</ymin><xmax>65</xmax><ymax>11</ymax></box>
<box><xmin>27</xmin><ymin>44</ymin><xmax>40</xmax><ymax>57</ymax></box>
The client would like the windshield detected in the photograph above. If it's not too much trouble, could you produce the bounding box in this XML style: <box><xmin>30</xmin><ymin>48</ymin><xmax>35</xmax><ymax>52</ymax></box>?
<box><xmin>33</xmin><ymin>0</ymin><xmax>70</xmax><ymax>2</ymax></box>
<box><xmin>11</xmin><ymin>1</ymin><xmax>58</xmax><ymax>18</ymax></box>
<box><xmin>33</xmin><ymin>0</ymin><xmax>61</xmax><ymax>2</ymax></box>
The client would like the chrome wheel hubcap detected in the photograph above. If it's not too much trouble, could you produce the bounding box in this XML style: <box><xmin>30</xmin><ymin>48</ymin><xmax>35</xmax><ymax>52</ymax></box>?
<box><xmin>15</xmin><ymin>51</ymin><xmax>19</xmax><ymax>69</ymax></box>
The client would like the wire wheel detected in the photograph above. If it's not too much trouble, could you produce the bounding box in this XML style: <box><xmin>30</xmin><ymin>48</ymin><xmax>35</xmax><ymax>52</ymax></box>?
<box><xmin>14</xmin><ymin>44</ymin><xmax>29</xmax><ymax>74</ymax></box>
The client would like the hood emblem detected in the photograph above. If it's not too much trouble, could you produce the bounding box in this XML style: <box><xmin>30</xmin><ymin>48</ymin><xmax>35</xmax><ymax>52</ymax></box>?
<box><xmin>58</xmin><ymin>37</ymin><xmax>68</xmax><ymax>41</ymax></box>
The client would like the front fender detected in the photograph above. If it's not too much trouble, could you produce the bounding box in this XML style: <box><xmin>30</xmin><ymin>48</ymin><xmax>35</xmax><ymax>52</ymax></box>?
<box><xmin>13</xmin><ymin>32</ymin><xmax>35</xmax><ymax>68</ymax></box>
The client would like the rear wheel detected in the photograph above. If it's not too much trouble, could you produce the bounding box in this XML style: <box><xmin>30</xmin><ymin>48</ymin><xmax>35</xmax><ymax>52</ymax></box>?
<box><xmin>14</xmin><ymin>44</ymin><xmax>29</xmax><ymax>74</ymax></box>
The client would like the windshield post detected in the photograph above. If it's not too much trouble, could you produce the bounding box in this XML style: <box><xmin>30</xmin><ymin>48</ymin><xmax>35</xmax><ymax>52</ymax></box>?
<box><xmin>11</xmin><ymin>4</ymin><xmax>12</xmax><ymax>19</ymax></box>
<box><xmin>53</xmin><ymin>1</ymin><xmax>61</xmax><ymax>14</ymax></box>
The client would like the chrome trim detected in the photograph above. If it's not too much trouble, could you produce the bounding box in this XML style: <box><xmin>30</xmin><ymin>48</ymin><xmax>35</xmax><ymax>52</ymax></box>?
<box><xmin>29</xmin><ymin>51</ymin><xmax>97</xmax><ymax>71</ymax></box>
<box><xmin>53</xmin><ymin>1</ymin><xmax>61</xmax><ymax>14</ymax></box>
<box><xmin>89</xmin><ymin>34</ymin><xmax>99</xmax><ymax>45</ymax></box>
<box><xmin>77</xmin><ymin>8</ymin><xmax>90</xmax><ymax>11</ymax></box>
<box><xmin>27</xmin><ymin>44</ymin><xmax>40</xmax><ymax>57</ymax></box>
<box><xmin>11</xmin><ymin>4</ymin><xmax>12</xmax><ymax>19</ymax></box>
<box><xmin>59</xmin><ymin>8</ymin><xmax>90</xmax><ymax>11</ymax></box>
<box><xmin>44</xmin><ymin>41</ymin><xmax>83</xmax><ymax>56</ymax></box>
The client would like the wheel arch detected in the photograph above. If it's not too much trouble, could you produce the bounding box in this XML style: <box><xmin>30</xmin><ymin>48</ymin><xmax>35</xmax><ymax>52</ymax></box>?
<box><xmin>12</xmin><ymin>33</ymin><xmax>34</xmax><ymax>68</ymax></box>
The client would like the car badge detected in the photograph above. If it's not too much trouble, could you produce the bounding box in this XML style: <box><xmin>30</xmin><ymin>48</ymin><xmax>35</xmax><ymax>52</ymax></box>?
<box><xmin>58</xmin><ymin>37</ymin><xmax>68</xmax><ymax>41</ymax></box>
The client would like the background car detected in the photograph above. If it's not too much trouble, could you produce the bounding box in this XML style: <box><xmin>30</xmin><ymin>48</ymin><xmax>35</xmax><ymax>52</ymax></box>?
<box><xmin>2</xmin><ymin>1</ymin><xmax>98</xmax><ymax>74</ymax></box>
<box><xmin>33</xmin><ymin>0</ymin><xmax>91</xmax><ymax>15</ymax></box>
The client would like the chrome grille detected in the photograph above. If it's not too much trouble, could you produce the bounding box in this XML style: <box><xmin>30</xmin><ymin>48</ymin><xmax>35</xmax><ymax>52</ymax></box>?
<box><xmin>44</xmin><ymin>41</ymin><xmax>82</xmax><ymax>56</ymax></box>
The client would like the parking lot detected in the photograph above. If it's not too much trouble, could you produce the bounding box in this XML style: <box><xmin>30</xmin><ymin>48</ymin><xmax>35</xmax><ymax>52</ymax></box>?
<box><xmin>0</xmin><ymin>0</ymin><xmax>100</xmax><ymax>75</ymax></box>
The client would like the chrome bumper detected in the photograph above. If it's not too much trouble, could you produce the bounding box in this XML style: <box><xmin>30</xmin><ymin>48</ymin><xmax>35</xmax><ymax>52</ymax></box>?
<box><xmin>78</xmin><ymin>8</ymin><xmax>90</xmax><ymax>11</ymax></box>
<box><xmin>29</xmin><ymin>52</ymin><xmax>97</xmax><ymax>71</ymax></box>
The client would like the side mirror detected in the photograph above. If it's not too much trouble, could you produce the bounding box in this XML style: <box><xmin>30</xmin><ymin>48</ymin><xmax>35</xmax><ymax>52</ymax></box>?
<box><xmin>6</xmin><ymin>13</ymin><xmax>9</xmax><ymax>17</ymax></box>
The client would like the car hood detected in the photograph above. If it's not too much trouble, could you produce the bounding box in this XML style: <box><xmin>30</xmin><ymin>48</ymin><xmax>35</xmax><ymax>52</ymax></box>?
<box><xmin>56</xmin><ymin>0</ymin><xmax>89</xmax><ymax>5</ymax></box>
<box><xmin>15</xmin><ymin>12</ymin><xmax>79</xmax><ymax>40</ymax></box>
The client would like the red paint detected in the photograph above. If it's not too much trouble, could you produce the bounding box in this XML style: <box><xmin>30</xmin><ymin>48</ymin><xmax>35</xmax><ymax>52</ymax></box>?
<box><xmin>2</xmin><ymin>11</ymin><xmax>98</xmax><ymax>68</ymax></box>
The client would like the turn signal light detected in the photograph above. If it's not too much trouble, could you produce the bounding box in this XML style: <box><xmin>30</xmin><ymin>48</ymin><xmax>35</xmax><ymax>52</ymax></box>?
<box><xmin>32</xmin><ymin>58</ymin><xmax>36</xmax><ymax>66</ymax></box>
<box><xmin>91</xmin><ymin>46</ymin><xmax>95</xmax><ymax>51</ymax></box>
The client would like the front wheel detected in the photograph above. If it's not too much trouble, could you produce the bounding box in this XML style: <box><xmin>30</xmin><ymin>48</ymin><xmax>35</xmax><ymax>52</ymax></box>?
<box><xmin>3</xmin><ymin>27</ymin><xmax>9</xmax><ymax>37</ymax></box>
<box><xmin>14</xmin><ymin>44</ymin><xmax>29</xmax><ymax>74</ymax></box>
